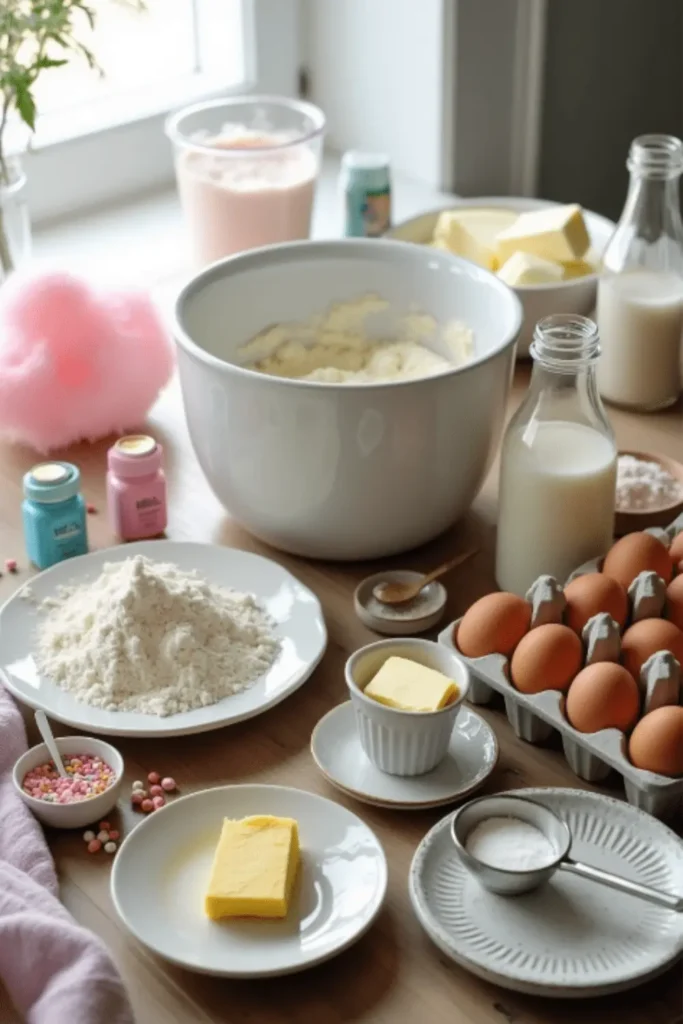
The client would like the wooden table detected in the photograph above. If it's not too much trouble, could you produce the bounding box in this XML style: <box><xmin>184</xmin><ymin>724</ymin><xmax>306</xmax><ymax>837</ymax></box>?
<box><xmin>0</xmin><ymin>367</ymin><xmax>681</xmax><ymax>1024</ymax></box>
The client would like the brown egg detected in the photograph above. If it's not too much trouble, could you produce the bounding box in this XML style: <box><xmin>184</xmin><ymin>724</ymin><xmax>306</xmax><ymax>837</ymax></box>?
<box><xmin>456</xmin><ymin>592</ymin><xmax>531</xmax><ymax>659</ymax></box>
<box><xmin>565</xmin><ymin>663</ymin><xmax>640</xmax><ymax>733</ymax></box>
<box><xmin>668</xmin><ymin>530</ymin><xmax>683</xmax><ymax>567</ymax></box>
<box><xmin>629</xmin><ymin>706</ymin><xmax>683</xmax><ymax>776</ymax></box>
<box><xmin>666</xmin><ymin>574</ymin><xmax>683</xmax><ymax>630</ymax></box>
<box><xmin>621</xmin><ymin>619</ymin><xmax>683</xmax><ymax>686</ymax></box>
<box><xmin>510</xmin><ymin>624</ymin><xmax>583</xmax><ymax>694</ymax></box>
<box><xmin>602</xmin><ymin>532</ymin><xmax>673</xmax><ymax>588</ymax></box>
<box><xmin>564</xmin><ymin>573</ymin><xmax>628</xmax><ymax>634</ymax></box>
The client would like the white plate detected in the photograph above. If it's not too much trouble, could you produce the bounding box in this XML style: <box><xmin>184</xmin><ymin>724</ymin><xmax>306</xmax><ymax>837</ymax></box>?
<box><xmin>311</xmin><ymin>702</ymin><xmax>498</xmax><ymax>809</ymax></box>
<box><xmin>410</xmin><ymin>788</ymin><xmax>683</xmax><ymax>998</ymax></box>
<box><xmin>0</xmin><ymin>541</ymin><xmax>326</xmax><ymax>736</ymax></box>
<box><xmin>111</xmin><ymin>784</ymin><xmax>387</xmax><ymax>977</ymax></box>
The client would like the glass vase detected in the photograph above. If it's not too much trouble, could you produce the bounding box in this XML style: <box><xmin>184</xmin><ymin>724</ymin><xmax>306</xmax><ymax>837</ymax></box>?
<box><xmin>0</xmin><ymin>157</ymin><xmax>31</xmax><ymax>283</ymax></box>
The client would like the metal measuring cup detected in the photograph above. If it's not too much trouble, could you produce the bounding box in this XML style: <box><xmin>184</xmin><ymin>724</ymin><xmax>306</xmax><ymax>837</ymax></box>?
<box><xmin>451</xmin><ymin>794</ymin><xmax>682</xmax><ymax>912</ymax></box>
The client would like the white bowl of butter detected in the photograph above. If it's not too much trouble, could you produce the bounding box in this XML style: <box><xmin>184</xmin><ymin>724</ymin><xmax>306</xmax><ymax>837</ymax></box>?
<box><xmin>345</xmin><ymin>638</ymin><xmax>470</xmax><ymax>776</ymax></box>
<box><xmin>174</xmin><ymin>238</ymin><xmax>521</xmax><ymax>560</ymax></box>
<box><xmin>388</xmin><ymin>197</ymin><xmax>615</xmax><ymax>356</ymax></box>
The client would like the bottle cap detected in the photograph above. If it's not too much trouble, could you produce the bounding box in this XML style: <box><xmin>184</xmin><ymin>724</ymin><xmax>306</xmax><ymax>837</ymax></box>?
<box><xmin>114</xmin><ymin>435</ymin><xmax>157</xmax><ymax>457</ymax></box>
<box><xmin>24</xmin><ymin>462</ymin><xmax>81</xmax><ymax>504</ymax></box>
<box><xmin>341</xmin><ymin>151</ymin><xmax>391</xmax><ymax>193</ymax></box>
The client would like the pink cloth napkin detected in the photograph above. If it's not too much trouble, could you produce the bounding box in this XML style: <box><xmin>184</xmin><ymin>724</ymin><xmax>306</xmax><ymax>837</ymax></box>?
<box><xmin>0</xmin><ymin>684</ymin><xmax>134</xmax><ymax>1024</ymax></box>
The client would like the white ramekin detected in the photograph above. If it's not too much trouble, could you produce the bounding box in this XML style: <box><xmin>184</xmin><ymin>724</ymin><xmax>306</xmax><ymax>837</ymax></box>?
<box><xmin>13</xmin><ymin>735</ymin><xmax>124</xmax><ymax>830</ymax></box>
<box><xmin>345</xmin><ymin>638</ymin><xmax>470</xmax><ymax>776</ymax></box>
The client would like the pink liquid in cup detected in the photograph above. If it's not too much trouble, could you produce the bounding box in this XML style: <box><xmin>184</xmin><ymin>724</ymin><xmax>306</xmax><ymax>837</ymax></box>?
<box><xmin>167</xmin><ymin>98</ymin><xmax>325</xmax><ymax>267</ymax></box>
<box><xmin>176</xmin><ymin>135</ymin><xmax>318</xmax><ymax>265</ymax></box>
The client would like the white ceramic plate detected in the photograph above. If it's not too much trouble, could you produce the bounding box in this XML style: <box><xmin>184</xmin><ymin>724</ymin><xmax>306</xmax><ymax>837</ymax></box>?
<box><xmin>0</xmin><ymin>541</ymin><xmax>326</xmax><ymax>736</ymax></box>
<box><xmin>111</xmin><ymin>784</ymin><xmax>387</xmax><ymax>977</ymax></box>
<box><xmin>311</xmin><ymin>702</ymin><xmax>498</xmax><ymax>809</ymax></box>
<box><xmin>410</xmin><ymin>788</ymin><xmax>683</xmax><ymax>998</ymax></box>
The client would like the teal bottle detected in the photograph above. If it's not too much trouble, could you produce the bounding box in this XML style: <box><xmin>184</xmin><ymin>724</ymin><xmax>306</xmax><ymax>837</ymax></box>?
<box><xmin>22</xmin><ymin>462</ymin><xmax>88</xmax><ymax>570</ymax></box>
<box><xmin>341</xmin><ymin>151</ymin><xmax>392</xmax><ymax>238</ymax></box>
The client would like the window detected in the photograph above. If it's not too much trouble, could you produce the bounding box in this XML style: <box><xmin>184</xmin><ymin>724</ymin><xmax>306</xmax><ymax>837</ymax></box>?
<box><xmin>24</xmin><ymin>0</ymin><xmax>300</xmax><ymax>223</ymax></box>
<box><xmin>27</xmin><ymin>0</ymin><xmax>247</xmax><ymax>147</ymax></box>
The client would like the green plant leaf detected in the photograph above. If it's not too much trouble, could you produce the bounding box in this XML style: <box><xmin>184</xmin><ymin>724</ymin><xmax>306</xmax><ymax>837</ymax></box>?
<box><xmin>15</xmin><ymin>85</ymin><xmax>36</xmax><ymax>131</ymax></box>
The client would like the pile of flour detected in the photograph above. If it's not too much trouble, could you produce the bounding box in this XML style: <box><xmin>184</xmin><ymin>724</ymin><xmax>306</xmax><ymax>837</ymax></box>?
<box><xmin>32</xmin><ymin>555</ymin><xmax>280</xmax><ymax>716</ymax></box>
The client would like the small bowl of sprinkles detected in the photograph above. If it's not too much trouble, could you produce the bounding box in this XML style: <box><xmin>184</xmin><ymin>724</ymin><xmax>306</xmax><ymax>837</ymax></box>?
<box><xmin>13</xmin><ymin>736</ymin><xmax>123</xmax><ymax>829</ymax></box>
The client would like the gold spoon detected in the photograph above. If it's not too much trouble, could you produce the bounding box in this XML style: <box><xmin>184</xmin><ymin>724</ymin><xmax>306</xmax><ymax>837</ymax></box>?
<box><xmin>372</xmin><ymin>548</ymin><xmax>479</xmax><ymax>606</ymax></box>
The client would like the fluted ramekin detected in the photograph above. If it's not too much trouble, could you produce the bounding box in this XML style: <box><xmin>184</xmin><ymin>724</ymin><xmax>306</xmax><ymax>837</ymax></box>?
<box><xmin>346</xmin><ymin>638</ymin><xmax>470</xmax><ymax>776</ymax></box>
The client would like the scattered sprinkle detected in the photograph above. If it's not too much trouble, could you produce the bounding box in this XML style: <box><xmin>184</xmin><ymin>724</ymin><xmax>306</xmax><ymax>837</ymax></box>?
<box><xmin>149</xmin><ymin>784</ymin><xmax>163</xmax><ymax>798</ymax></box>
<box><xmin>131</xmin><ymin>780</ymin><xmax>144</xmax><ymax>791</ymax></box>
<box><xmin>86</xmin><ymin>503</ymin><xmax>97</xmax><ymax>515</ymax></box>
<box><xmin>87</xmin><ymin>839</ymin><xmax>102</xmax><ymax>854</ymax></box>
<box><xmin>98</xmin><ymin>821</ymin><xmax>110</xmax><ymax>831</ymax></box>
<box><xmin>108</xmin><ymin>829</ymin><xmax>120</xmax><ymax>841</ymax></box>
<box><xmin>5</xmin><ymin>559</ymin><xmax>17</xmax><ymax>573</ymax></box>
<box><xmin>152</xmin><ymin>795</ymin><xmax>165</xmax><ymax>810</ymax></box>
<box><xmin>131</xmin><ymin>790</ymin><xmax>145</xmax><ymax>806</ymax></box>
<box><xmin>147</xmin><ymin>771</ymin><xmax>161</xmax><ymax>785</ymax></box>
<box><xmin>141</xmin><ymin>798</ymin><xmax>153</xmax><ymax>813</ymax></box>
<box><xmin>104</xmin><ymin>841</ymin><xmax>117</xmax><ymax>854</ymax></box>
<box><xmin>97</xmin><ymin>830</ymin><xmax>109</xmax><ymax>843</ymax></box>
<box><xmin>161</xmin><ymin>777</ymin><xmax>176</xmax><ymax>792</ymax></box>
<box><xmin>83</xmin><ymin>830</ymin><xmax>95</xmax><ymax>843</ymax></box>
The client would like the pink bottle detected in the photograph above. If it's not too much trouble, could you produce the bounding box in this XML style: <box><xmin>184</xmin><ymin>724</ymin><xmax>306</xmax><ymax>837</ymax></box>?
<box><xmin>107</xmin><ymin>435</ymin><xmax>167</xmax><ymax>540</ymax></box>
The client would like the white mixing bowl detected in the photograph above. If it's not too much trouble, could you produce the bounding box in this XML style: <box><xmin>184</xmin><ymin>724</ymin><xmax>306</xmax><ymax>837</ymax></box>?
<box><xmin>173</xmin><ymin>239</ymin><xmax>522</xmax><ymax>560</ymax></box>
<box><xmin>388</xmin><ymin>197</ymin><xmax>615</xmax><ymax>356</ymax></box>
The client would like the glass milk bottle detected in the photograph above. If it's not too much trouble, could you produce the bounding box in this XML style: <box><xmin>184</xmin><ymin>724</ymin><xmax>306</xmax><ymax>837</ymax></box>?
<box><xmin>596</xmin><ymin>134</ymin><xmax>683</xmax><ymax>410</ymax></box>
<box><xmin>495</xmin><ymin>315</ymin><xmax>616</xmax><ymax>597</ymax></box>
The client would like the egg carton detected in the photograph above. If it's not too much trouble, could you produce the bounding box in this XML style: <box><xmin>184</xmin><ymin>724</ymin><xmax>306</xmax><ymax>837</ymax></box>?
<box><xmin>438</xmin><ymin>622</ymin><xmax>683</xmax><ymax>821</ymax></box>
<box><xmin>567</xmin><ymin>509</ymin><xmax>683</xmax><ymax>582</ymax></box>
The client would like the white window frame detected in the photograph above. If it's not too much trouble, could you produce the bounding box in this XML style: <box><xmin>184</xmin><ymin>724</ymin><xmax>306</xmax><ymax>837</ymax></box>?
<box><xmin>25</xmin><ymin>0</ymin><xmax>301</xmax><ymax>224</ymax></box>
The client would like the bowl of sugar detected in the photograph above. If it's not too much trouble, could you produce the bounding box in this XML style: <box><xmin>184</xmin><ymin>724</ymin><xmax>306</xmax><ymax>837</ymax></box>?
<box><xmin>615</xmin><ymin>450</ymin><xmax>683</xmax><ymax>535</ymax></box>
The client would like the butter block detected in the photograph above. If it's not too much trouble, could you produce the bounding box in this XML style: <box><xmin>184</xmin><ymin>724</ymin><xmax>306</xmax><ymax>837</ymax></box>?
<box><xmin>433</xmin><ymin>207</ymin><xmax>518</xmax><ymax>270</ymax></box>
<box><xmin>204</xmin><ymin>815</ymin><xmax>299</xmax><ymax>920</ymax></box>
<box><xmin>561</xmin><ymin>251</ymin><xmax>599</xmax><ymax>279</ymax></box>
<box><xmin>364</xmin><ymin>655</ymin><xmax>458</xmax><ymax>712</ymax></box>
<box><xmin>497</xmin><ymin>251</ymin><xmax>564</xmax><ymax>287</ymax></box>
<box><xmin>495</xmin><ymin>204</ymin><xmax>590</xmax><ymax>264</ymax></box>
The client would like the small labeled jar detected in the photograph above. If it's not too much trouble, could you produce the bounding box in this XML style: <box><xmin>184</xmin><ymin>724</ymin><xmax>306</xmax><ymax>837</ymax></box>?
<box><xmin>340</xmin><ymin>151</ymin><xmax>391</xmax><ymax>237</ymax></box>
<box><xmin>107</xmin><ymin>435</ymin><xmax>167</xmax><ymax>541</ymax></box>
<box><xmin>22</xmin><ymin>462</ymin><xmax>88</xmax><ymax>570</ymax></box>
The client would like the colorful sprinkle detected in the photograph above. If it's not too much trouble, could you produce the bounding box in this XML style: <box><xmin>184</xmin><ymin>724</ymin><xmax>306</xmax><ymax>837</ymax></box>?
<box><xmin>23</xmin><ymin>754</ymin><xmax>116</xmax><ymax>804</ymax></box>
<box><xmin>5</xmin><ymin>559</ymin><xmax>17</xmax><ymax>573</ymax></box>
<box><xmin>108</xmin><ymin>829</ymin><xmax>120</xmax><ymax>841</ymax></box>
<box><xmin>152</xmin><ymin>795</ymin><xmax>165</xmax><ymax>810</ymax></box>
<box><xmin>149</xmin><ymin>784</ymin><xmax>163</xmax><ymax>798</ymax></box>
<box><xmin>104</xmin><ymin>841</ymin><xmax>117</xmax><ymax>854</ymax></box>
<box><xmin>87</xmin><ymin>839</ymin><xmax>102</xmax><ymax>854</ymax></box>
<box><xmin>131</xmin><ymin>780</ymin><xmax>144</xmax><ymax>791</ymax></box>
<box><xmin>161</xmin><ymin>777</ymin><xmax>176</xmax><ymax>792</ymax></box>
<box><xmin>97</xmin><ymin>830</ymin><xmax>109</xmax><ymax>843</ymax></box>
<box><xmin>147</xmin><ymin>771</ymin><xmax>161</xmax><ymax>785</ymax></box>
<box><xmin>98</xmin><ymin>821</ymin><xmax>110</xmax><ymax>831</ymax></box>
<box><xmin>141</xmin><ymin>798</ymin><xmax>154</xmax><ymax>813</ymax></box>
<box><xmin>83</xmin><ymin>830</ymin><xmax>95</xmax><ymax>842</ymax></box>
<box><xmin>86</xmin><ymin>503</ymin><xmax>97</xmax><ymax>515</ymax></box>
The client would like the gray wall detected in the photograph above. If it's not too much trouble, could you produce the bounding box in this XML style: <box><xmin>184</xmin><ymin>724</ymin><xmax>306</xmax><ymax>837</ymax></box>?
<box><xmin>539</xmin><ymin>0</ymin><xmax>683</xmax><ymax>220</ymax></box>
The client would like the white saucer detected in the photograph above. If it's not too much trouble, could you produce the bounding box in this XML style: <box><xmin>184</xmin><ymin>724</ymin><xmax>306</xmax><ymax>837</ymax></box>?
<box><xmin>410</xmin><ymin>787</ymin><xmax>683</xmax><ymax>998</ymax></box>
<box><xmin>111</xmin><ymin>784</ymin><xmax>387</xmax><ymax>977</ymax></box>
<box><xmin>311</xmin><ymin>702</ymin><xmax>498</xmax><ymax>809</ymax></box>
<box><xmin>0</xmin><ymin>541</ymin><xmax>326</xmax><ymax>737</ymax></box>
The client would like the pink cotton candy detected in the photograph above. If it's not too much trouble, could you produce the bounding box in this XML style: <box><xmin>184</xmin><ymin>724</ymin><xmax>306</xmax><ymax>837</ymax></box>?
<box><xmin>0</xmin><ymin>268</ymin><xmax>174</xmax><ymax>452</ymax></box>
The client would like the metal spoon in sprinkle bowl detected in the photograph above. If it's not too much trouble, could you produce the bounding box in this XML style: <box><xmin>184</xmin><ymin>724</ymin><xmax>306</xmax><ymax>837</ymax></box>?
<box><xmin>35</xmin><ymin>709</ymin><xmax>68</xmax><ymax>778</ymax></box>
<box><xmin>372</xmin><ymin>549</ymin><xmax>478</xmax><ymax>606</ymax></box>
